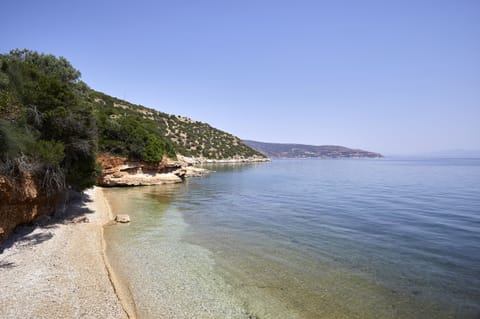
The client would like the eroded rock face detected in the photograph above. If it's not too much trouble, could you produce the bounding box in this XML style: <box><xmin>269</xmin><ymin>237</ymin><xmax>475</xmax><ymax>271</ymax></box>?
<box><xmin>96</xmin><ymin>154</ymin><xmax>186</xmax><ymax>187</ymax></box>
<box><xmin>0</xmin><ymin>173</ymin><xmax>61</xmax><ymax>242</ymax></box>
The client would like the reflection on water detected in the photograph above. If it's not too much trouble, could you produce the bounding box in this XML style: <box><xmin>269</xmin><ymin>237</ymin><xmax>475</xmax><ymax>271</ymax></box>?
<box><xmin>104</xmin><ymin>158</ymin><xmax>480</xmax><ymax>319</ymax></box>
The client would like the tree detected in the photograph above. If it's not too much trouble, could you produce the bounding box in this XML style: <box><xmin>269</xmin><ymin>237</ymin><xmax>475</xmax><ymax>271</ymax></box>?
<box><xmin>142</xmin><ymin>134</ymin><xmax>164</xmax><ymax>162</ymax></box>
<box><xmin>0</xmin><ymin>49</ymin><xmax>97</xmax><ymax>191</ymax></box>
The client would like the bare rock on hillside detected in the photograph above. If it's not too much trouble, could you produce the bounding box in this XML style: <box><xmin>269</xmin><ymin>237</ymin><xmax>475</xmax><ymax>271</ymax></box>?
<box><xmin>96</xmin><ymin>154</ymin><xmax>186</xmax><ymax>186</ymax></box>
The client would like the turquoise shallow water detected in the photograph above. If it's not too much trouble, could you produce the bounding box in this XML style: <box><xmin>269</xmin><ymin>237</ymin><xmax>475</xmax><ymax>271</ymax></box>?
<box><xmin>104</xmin><ymin>158</ymin><xmax>480</xmax><ymax>318</ymax></box>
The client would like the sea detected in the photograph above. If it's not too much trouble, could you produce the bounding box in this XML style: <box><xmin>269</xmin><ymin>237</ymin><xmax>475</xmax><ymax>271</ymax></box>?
<box><xmin>103</xmin><ymin>158</ymin><xmax>480</xmax><ymax>319</ymax></box>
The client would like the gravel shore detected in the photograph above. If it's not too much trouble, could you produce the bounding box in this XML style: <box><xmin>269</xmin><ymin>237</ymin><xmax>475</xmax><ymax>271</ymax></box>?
<box><xmin>0</xmin><ymin>187</ymin><xmax>129</xmax><ymax>319</ymax></box>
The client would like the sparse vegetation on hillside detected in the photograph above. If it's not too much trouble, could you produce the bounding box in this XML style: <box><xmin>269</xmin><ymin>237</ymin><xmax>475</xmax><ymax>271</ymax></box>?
<box><xmin>159</xmin><ymin>115</ymin><xmax>264</xmax><ymax>159</ymax></box>
<box><xmin>88</xmin><ymin>92</ymin><xmax>265</xmax><ymax>160</ymax></box>
<box><xmin>90</xmin><ymin>91</ymin><xmax>177</xmax><ymax>161</ymax></box>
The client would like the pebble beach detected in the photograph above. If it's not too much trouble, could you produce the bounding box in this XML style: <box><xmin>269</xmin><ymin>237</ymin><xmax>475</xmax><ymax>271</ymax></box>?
<box><xmin>0</xmin><ymin>187</ymin><xmax>131</xmax><ymax>319</ymax></box>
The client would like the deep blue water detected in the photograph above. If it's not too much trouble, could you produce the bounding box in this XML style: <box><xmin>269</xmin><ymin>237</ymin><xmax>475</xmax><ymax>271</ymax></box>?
<box><xmin>105</xmin><ymin>158</ymin><xmax>480</xmax><ymax>318</ymax></box>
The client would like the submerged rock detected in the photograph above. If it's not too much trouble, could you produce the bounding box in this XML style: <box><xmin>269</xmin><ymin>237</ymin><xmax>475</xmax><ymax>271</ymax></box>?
<box><xmin>184</xmin><ymin>166</ymin><xmax>209</xmax><ymax>177</ymax></box>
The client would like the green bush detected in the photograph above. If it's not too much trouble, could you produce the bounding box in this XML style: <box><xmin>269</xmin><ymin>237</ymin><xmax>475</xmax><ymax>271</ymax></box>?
<box><xmin>142</xmin><ymin>134</ymin><xmax>164</xmax><ymax>162</ymax></box>
<box><xmin>0</xmin><ymin>120</ymin><xmax>36</xmax><ymax>159</ymax></box>
<box><xmin>0</xmin><ymin>50</ymin><xmax>98</xmax><ymax>191</ymax></box>
<box><xmin>28</xmin><ymin>140</ymin><xmax>65</xmax><ymax>165</ymax></box>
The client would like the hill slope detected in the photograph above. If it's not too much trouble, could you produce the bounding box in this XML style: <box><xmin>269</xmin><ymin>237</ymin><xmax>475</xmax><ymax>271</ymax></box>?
<box><xmin>0</xmin><ymin>49</ymin><xmax>266</xmax><ymax>240</ymax></box>
<box><xmin>90</xmin><ymin>91</ymin><xmax>265</xmax><ymax>161</ymax></box>
<box><xmin>0</xmin><ymin>49</ymin><xmax>265</xmax><ymax>193</ymax></box>
<box><xmin>244</xmin><ymin>140</ymin><xmax>383</xmax><ymax>158</ymax></box>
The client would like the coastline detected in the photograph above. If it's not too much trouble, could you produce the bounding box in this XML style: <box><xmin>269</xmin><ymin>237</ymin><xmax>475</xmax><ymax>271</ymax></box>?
<box><xmin>0</xmin><ymin>187</ymin><xmax>130</xmax><ymax>319</ymax></box>
<box><xmin>177</xmin><ymin>154</ymin><xmax>270</xmax><ymax>165</ymax></box>
<box><xmin>98</xmin><ymin>188</ymin><xmax>137</xmax><ymax>319</ymax></box>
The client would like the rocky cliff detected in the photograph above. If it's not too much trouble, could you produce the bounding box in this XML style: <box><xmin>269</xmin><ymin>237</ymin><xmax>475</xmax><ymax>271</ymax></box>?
<box><xmin>0</xmin><ymin>172</ymin><xmax>61</xmax><ymax>242</ymax></box>
<box><xmin>96</xmin><ymin>154</ymin><xmax>187</xmax><ymax>186</ymax></box>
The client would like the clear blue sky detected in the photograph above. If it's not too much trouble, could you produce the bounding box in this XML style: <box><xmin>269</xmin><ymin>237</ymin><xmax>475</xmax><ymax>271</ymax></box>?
<box><xmin>1</xmin><ymin>0</ymin><xmax>479</xmax><ymax>154</ymax></box>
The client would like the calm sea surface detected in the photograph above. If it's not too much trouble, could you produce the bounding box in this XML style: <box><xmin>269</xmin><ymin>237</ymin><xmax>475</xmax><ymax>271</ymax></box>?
<box><xmin>104</xmin><ymin>158</ymin><xmax>480</xmax><ymax>319</ymax></box>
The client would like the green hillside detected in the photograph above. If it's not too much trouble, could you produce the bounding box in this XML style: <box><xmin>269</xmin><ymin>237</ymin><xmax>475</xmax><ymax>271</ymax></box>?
<box><xmin>89</xmin><ymin>91</ymin><xmax>264</xmax><ymax>160</ymax></box>
<box><xmin>0</xmin><ymin>49</ymin><xmax>265</xmax><ymax>192</ymax></box>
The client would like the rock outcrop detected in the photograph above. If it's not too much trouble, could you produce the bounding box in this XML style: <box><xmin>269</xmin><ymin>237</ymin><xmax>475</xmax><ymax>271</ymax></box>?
<box><xmin>96</xmin><ymin>154</ymin><xmax>187</xmax><ymax>187</ymax></box>
<box><xmin>0</xmin><ymin>172</ymin><xmax>61</xmax><ymax>242</ymax></box>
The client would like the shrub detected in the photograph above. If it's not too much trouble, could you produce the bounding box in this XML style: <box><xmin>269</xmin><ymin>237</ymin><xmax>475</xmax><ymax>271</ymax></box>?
<box><xmin>142</xmin><ymin>134</ymin><xmax>164</xmax><ymax>162</ymax></box>
<box><xmin>28</xmin><ymin>140</ymin><xmax>65</xmax><ymax>165</ymax></box>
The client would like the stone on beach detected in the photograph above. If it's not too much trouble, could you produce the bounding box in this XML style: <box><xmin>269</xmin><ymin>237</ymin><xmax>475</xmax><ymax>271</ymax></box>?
<box><xmin>115</xmin><ymin>214</ymin><xmax>131</xmax><ymax>223</ymax></box>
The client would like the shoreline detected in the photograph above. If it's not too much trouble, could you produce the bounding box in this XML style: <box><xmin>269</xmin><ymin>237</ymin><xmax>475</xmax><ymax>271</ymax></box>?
<box><xmin>0</xmin><ymin>187</ymin><xmax>130</xmax><ymax>319</ymax></box>
<box><xmin>177</xmin><ymin>154</ymin><xmax>270</xmax><ymax>165</ymax></box>
<box><xmin>98</xmin><ymin>187</ymin><xmax>137</xmax><ymax>319</ymax></box>
<box><xmin>98</xmin><ymin>186</ymin><xmax>255</xmax><ymax>319</ymax></box>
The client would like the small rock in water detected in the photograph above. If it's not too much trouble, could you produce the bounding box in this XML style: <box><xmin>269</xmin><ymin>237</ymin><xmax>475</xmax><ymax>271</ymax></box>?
<box><xmin>115</xmin><ymin>214</ymin><xmax>131</xmax><ymax>223</ymax></box>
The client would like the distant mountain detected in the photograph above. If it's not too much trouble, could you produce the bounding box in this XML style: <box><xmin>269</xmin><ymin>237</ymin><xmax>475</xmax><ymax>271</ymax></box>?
<box><xmin>243</xmin><ymin>140</ymin><xmax>383</xmax><ymax>159</ymax></box>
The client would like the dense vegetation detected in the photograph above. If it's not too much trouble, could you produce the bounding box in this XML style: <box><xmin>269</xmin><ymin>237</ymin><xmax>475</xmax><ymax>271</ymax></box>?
<box><xmin>0</xmin><ymin>49</ymin><xmax>97</xmax><ymax>191</ymax></box>
<box><xmin>0</xmin><ymin>49</ymin><xmax>265</xmax><ymax>192</ymax></box>
<box><xmin>90</xmin><ymin>91</ymin><xmax>176</xmax><ymax>161</ymax></box>
<box><xmin>88</xmin><ymin>93</ymin><xmax>264</xmax><ymax>160</ymax></box>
